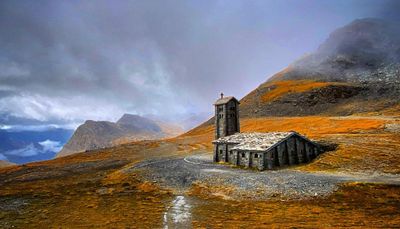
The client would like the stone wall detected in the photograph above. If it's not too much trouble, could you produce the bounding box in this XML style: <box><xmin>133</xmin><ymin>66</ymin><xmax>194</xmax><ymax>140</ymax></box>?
<box><xmin>226</xmin><ymin>100</ymin><xmax>239</xmax><ymax>136</ymax></box>
<box><xmin>215</xmin><ymin>104</ymin><xmax>225</xmax><ymax>139</ymax></box>
<box><xmin>286</xmin><ymin>137</ymin><xmax>297</xmax><ymax>165</ymax></box>
<box><xmin>227</xmin><ymin>144</ymin><xmax>236</xmax><ymax>163</ymax></box>
<box><xmin>251</xmin><ymin>152</ymin><xmax>263</xmax><ymax>169</ymax></box>
<box><xmin>276</xmin><ymin>142</ymin><xmax>288</xmax><ymax>166</ymax></box>
<box><xmin>232</xmin><ymin>150</ymin><xmax>239</xmax><ymax>166</ymax></box>
<box><xmin>265</xmin><ymin>151</ymin><xmax>274</xmax><ymax>169</ymax></box>
<box><xmin>296</xmin><ymin>138</ymin><xmax>306</xmax><ymax>163</ymax></box>
<box><xmin>214</xmin><ymin>99</ymin><xmax>239</xmax><ymax>139</ymax></box>
<box><xmin>237</xmin><ymin>151</ymin><xmax>249</xmax><ymax>167</ymax></box>
<box><xmin>214</xmin><ymin>135</ymin><xmax>321</xmax><ymax>170</ymax></box>
<box><xmin>214</xmin><ymin>143</ymin><xmax>239</xmax><ymax>163</ymax></box>
<box><xmin>305</xmin><ymin>142</ymin><xmax>315</xmax><ymax>160</ymax></box>
<box><xmin>213</xmin><ymin>144</ymin><xmax>218</xmax><ymax>162</ymax></box>
<box><xmin>214</xmin><ymin>144</ymin><xmax>227</xmax><ymax>162</ymax></box>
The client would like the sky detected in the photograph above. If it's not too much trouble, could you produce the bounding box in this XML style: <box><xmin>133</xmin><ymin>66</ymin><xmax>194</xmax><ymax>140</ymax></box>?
<box><xmin>0</xmin><ymin>0</ymin><xmax>399</xmax><ymax>130</ymax></box>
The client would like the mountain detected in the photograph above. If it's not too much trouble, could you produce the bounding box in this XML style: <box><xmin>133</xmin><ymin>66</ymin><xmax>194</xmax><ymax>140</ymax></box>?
<box><xmin>57</xmin><ymin>114</ymin><xmax>184</xmax><ymax>157</ymax></box>
<box><xmin>0</xmin><ymin>160</ymin><xmax>16</xmax><ymax>168</ymax></box>
<box><xmin>145</xmin><ymin>112</ymin><xmax>211</xmax><ymax>131</ymax></box>
<box><xmin>116</xmin><ymin>114</ymin><xmax>162</xmax><ymax>133</ymax></box>
<box><xmin>238</xmin><ymin>18</ymin><xmax>400</xmax><ymax>118</ymax></box>
<box><xmin>276</xmin><ymin>18</ymin><xmax>400</xmax><ymax>83</ymax></box>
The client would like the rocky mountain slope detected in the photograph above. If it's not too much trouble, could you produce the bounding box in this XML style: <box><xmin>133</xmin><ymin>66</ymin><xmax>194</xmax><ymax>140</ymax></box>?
<box><xmin>279</xmin><ymin>18</ymin><xmax>400</xmax><ymax>83</ymax></box>
<box><xmin>238</xmin><ymin>18</ymin><xmax>400</xmax><ymax>118</ymax></box>
<box><xmin>57</xmin><ymin>114</ymin><xmax>183</xmax><ymax>157</ymax></box>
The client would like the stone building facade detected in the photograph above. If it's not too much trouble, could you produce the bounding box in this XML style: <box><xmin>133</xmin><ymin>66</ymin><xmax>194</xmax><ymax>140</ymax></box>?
<box><xmin>212</xmin><ymin>94</ymin><xmax>321</xmax><ymax>170</ymax></box>
<box><xmin>213</xmin><ymin>132</ymin><xmax>321</xmax><ymax>170</ymax></box>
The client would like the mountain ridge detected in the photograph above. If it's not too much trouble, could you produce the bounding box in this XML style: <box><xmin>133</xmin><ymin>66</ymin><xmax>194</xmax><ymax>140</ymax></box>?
<box><xmin>57</xmin><ymin>114</ymin><xmax>184</xmax><ymax>157</ymax></box>
<box><xmin>239</xmin><ymin>18</ymin><xmax>400</xmax><ymax>118</ymax></box>
<box><xmin>273</xmin><ymin>18</ymin><xmax>400</xmax><ymax>84</ymax></box>
<box><xmin>196</xmin><ymin>18</ymin><xmax>400</xmax><ymax>128</ymax></box>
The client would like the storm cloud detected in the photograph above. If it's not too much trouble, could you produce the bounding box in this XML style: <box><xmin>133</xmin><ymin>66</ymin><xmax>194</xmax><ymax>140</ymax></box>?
<box><xmin>0</xmin><ymin>0</ymin><xmax>397</xmax><ymax>127</ymax></box>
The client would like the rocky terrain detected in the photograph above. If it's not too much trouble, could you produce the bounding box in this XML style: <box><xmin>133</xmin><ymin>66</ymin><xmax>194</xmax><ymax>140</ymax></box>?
<box><xmin>282</xmin><ymin>18</ymin><xmax>400</xmax><ymax>83</ymax></box>
<box><xmin>239</xmin><ymin>18</ymin><xmax>400</xmax><ymax>118</ymax></box>
<box><xmin>57</xmin><ymin>114</ymin><xmax>183</xmax><ymax>157</ymax></box>
<box><xmin>133</xmin><ymin>154</ymin><xmax>400</xmax><ymax>200</ymax></box>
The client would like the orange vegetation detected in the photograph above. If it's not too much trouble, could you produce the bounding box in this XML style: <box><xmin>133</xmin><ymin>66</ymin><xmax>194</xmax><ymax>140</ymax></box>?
<box><xmin>259</xmin><ymin>80</ymin><xmax>346</xmax><ymax>103</ymax></box>
<box><xmin>189</xmin><ymin>181</ymin><xmax>235</xmax><ymax>200</ymax></box>
<box><xmin>2</xmin><ymin>166</ymin><xmax>399</xmax><ymax>228</ymax></box>
<box><xmin>241</xmin><ymin>116</ymin><xmax>385</xmax><ymax>138</ymax></box>
<box><xmin>299</xmin><ymin>133</ymin><xmax>400</xmax><ymax>173</ymax></box>
<box><xmin>182</xmin><ymin>116</ymin><xmax>386</xmax><ymax>140</ymax></box>
<box><xmin>191</xmin><ymin>183</ymin><xmax>400</xmax><ymax>228</ymax></box>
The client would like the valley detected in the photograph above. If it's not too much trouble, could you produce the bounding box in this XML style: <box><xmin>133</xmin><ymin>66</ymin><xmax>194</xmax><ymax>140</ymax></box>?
<box><xmin>1</xmin><ymin>115</ymin><xmax>399</xmax><ymax>228</ymax></box>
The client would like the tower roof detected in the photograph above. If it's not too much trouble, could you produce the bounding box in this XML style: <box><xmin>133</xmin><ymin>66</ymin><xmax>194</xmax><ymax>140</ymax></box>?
<box><xmin>214</xmin><ymin>96</ymin><xmax>240</xmax><ymax>105</ymax></box>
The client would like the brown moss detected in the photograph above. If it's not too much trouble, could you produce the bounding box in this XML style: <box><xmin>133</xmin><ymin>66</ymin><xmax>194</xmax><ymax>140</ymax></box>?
<box><xmin>258</xmin><ymin>80</ymin><xmax>347</xmax><ymax>103</ymax></box>
<box><xmin>137</xmin><ymin>181</ymin><xmax>160</xmax><ymax>193</ymax></box>
<box><xmin>182</xmin><ymin>116</ymin><xmax>386</xmax><ymax>140</ymax></box>
<box><xmin>188</xmin><ymin>181</ymin><xmax>235</xmax><ymax>200</ymax></box>
<box><xmin>191</xmin><ymin>183</ymin><xmax>400</xmax><ymax>228</ymax></box>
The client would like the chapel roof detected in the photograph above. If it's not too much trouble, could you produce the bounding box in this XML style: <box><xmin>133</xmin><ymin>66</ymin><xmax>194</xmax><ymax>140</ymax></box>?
<box><xmin>212</xmin><ymin>132</ymin><xmax>314</xmax><ymax>151</ymax></box>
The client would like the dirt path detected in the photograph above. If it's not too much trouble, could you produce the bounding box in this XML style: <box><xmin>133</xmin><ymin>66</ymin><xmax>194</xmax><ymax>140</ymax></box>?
<box><xmin>129</xmin><ymin>153</ymin><xmax>400</xmax><ymax>200</ymax></box>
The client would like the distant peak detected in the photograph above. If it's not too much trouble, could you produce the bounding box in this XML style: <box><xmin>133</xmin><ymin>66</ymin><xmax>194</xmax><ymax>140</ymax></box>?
<box><xmin>117</xmin><ymin>114</ymin><xmax>145</xmax><ymax>124</ymax></box>
<box><xmin>120</xmin><ymin>113</ymin><xmax>141</xmax><ymax>119</ymax></box>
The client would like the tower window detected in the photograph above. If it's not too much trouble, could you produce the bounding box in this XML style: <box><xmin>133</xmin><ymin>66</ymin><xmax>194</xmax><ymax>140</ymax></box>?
<box><xmin>230</xmin><ymin>107</ymin><xmax>235</xmax><ymax>111</ymax></box>
<box><xmin>254</xmin><ymin>154</ymin><xmax>258</xmax><ymax>158</ymax></box>
<box><xmin>241</xmin><ymin>152</ymin><xmax>245</xmax><ymax>157</ymax></box>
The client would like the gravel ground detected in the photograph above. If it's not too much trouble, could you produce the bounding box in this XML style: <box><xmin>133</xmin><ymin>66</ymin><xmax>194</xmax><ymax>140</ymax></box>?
<box><xmin>131</xmin><ymin>153</ymin><xmax>400</xmax><ymax>200</ymax></box>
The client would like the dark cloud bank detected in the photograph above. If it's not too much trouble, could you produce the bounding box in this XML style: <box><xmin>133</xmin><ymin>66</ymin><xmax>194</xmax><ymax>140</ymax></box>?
<box><xmin>0</xmin><ymin>0</ymin><xmax>398</xmax><ymax>129</ymax></box>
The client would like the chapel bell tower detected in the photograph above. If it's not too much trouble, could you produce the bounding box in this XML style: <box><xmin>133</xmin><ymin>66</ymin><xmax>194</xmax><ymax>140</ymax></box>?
<box><xmin>214</xmin><ymin>93</ymin><xmax>240</xmax><ymax>139</ymax></box>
